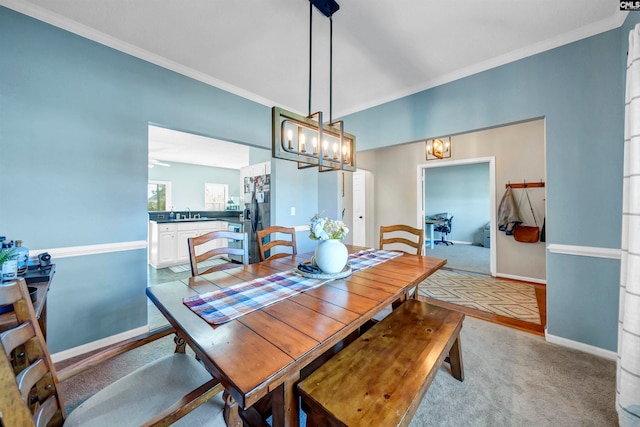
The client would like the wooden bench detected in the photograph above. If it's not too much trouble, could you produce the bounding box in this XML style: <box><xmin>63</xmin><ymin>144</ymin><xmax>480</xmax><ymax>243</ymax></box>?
<box><xmin>297</xmin><ymin>299</ymin><xmax>465</xmax><ymax>427</ymax></box>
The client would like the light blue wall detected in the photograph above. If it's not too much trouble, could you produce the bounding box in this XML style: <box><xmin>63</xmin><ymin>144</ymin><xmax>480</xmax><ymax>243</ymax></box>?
<box><xmin>249</xmin><ymin>147</ymin><xmax>272</xmax><ymax>164</ymax></box>
<box><xmin>0</xmin><ymin>7</ymin><xmax>309</xmax><ymax>353</ymax></box>
<box><xmin>271</xmin><ymin>159</ymin><xmax>319</xmax><ymax>254</ymax></box>
<box><xmin>425</xmin><ymin>163</ymin><xmax>490</xmax><ymax>244</ymax></box>
<box><xmin>344</xmin><ymin>28</ymin><xmax>625</xmax><ymax>350</ymax></box>
<box><xmin>148</xmin><ymin>161</ymin><xmax>241</xmax><ymax>210</ymax></box>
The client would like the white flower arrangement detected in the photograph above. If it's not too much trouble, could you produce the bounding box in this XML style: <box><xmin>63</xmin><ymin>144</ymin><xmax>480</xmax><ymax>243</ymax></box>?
<box><xmin>309</xmin><ymin>213</ymin><xmax>349</xmax><ymax>241</ymax></box>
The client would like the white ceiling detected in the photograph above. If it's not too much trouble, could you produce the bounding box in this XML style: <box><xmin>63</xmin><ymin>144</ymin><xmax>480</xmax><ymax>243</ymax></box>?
<box><xmin>148</xmin><ymin>125</ymin><xmax>250</xmax><ymax>169</ymax></box>
<box><xmin>2</xmin><ymin>1</ymin><xmax>626</xmax><ymax>166</ymax></box>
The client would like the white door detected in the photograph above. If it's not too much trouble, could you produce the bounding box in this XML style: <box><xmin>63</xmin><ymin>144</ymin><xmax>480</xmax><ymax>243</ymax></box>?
<box><xmin>353</xmin><ymin>170</ymin><xmax>366</xmax><ymax>246</ymax></box>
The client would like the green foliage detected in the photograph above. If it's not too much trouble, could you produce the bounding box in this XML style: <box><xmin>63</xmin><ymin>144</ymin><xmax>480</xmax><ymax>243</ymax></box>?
<box><xmin>0</xmin><ymin>248</ymin><xmax>16</xmax><ymax>265</ymax></box>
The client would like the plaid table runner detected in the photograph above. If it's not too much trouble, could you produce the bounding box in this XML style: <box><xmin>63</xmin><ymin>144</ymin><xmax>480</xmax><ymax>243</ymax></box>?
<box><xmin>183</xmin><ymin>249</ymin><xmax>402</xmax><ymax>325</ymax></box>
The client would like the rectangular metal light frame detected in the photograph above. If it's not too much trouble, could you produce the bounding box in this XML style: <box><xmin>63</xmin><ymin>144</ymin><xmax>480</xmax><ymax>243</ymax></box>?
<box><xmin>272</xmin><ymin>106</ymin><xmax>356</xmax><ymax>172</ymax></box>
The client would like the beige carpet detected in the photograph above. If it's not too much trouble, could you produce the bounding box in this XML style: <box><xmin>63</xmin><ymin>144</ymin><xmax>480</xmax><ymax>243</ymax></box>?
<box><xmin>418</xmin><ymin>269</ymin><xmax>541</xmax><ymax>325</ymax></box>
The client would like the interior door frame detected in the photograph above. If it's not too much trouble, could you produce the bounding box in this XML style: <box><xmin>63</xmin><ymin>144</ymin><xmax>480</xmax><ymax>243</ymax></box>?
<box><xmin>416</xmin><ymin>156</ymin><xmax>496</xmax><ymax>276</ymax></box>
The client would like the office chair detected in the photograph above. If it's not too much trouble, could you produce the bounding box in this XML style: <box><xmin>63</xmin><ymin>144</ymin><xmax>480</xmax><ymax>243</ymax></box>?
<box><xmin>432</xmin><ymin>213</ymin><xmax>454</xmax><ymax>246</ymax></box>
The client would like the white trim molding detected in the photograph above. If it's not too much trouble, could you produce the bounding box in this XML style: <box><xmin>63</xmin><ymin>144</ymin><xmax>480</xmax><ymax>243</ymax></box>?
<box><xmin>294</xmin><ymin>225</ymin><xmax>310</xmax><ymax>232</ymax></box>
<box><xmin>30</xmin><ymin>240</ymin><xmax>147</xmax><ymax>259</ymax></box>
<box><xmin>545</xmin><ymin>330</ymin><xmax>617</xmax><ymax>361</ymax></box>
<box><xmin>496</xmin><ymin>273</ymin><xmax>546</xmax><ymax>285</ymax></box>
<box><xmin>547</xmin><ymin>244</ymin><xmax>621</xmax><ymax>260</ymax></box>
<box><xmin>51</xmin><ymin>325</ymin><xmax>149</xmax><ymax>363</ymax></box>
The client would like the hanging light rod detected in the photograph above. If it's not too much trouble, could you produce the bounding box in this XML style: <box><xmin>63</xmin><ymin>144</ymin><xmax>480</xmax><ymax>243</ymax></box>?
<box><xmin>310</xmin><ymin>0</ymin><xmax>340</xmax><ymax>17</ymax></box>
<box><xmin>271</xmin><ymin>0</ymin><xmax>356</xmax><ymax>172</ymax></box>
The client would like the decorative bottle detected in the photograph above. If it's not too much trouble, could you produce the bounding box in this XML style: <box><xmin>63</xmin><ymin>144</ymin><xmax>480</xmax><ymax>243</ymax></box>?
<box><xmin>14</xmin><ymin>240</ymin><xmax>29</xmax><ymax>275</ymax></box>
<box><xmin>1</xmin><ymin>241</ymin><xmax>17</xmax><ymax>283</ymax></box>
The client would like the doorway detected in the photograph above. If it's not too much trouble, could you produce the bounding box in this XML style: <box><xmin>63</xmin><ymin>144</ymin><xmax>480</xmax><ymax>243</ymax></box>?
<box><xmin>418</xmin><ymin>157</ymin><xmax>496</xmax><ymax>276</ymax></box>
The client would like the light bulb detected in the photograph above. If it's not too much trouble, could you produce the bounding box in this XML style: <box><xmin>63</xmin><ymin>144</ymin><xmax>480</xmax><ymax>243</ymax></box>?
<box><xmin>300</xmin><ymin>134</ymin><xmax>306</xmax><ymax>152</ymax></box>
<box><xmin>287</xmin><ymin>129</ymin><xmax>293</xmax><ymax>149</ymax></box>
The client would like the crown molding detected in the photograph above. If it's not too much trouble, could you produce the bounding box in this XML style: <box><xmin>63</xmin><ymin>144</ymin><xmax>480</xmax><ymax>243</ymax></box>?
<box><xmin>0</xmin><ymin>0</ymin><xmax>285</xmax><ymax>110</ymax></box>
<box><xmin>338</xmin><ymin>12</ymin><xmax>629</xmax><ymax>118</ymax></box>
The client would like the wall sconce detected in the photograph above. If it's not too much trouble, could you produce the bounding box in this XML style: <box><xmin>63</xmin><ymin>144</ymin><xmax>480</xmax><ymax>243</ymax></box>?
<box><xmin>271</xmin><ymin>0</ymin><xmax>356</xmax><ymax>172</ymax></box>
<box><xmin>426</xmin><ymin>137</ymin><xmax>452</xmax><ymax>160</ymax></box>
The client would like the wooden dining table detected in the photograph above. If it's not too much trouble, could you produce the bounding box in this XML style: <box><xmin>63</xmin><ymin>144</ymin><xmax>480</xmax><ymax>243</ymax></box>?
<box><xmin>146</xmin><ymin>245</ymin><xmax>446</xmax><ymax>427</ymax></box>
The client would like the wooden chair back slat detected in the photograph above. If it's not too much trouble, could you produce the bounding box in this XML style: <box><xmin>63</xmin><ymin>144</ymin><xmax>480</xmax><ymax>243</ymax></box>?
<box><xmin>0</xmin><ymin>282</ymin><xmax>22</xmax><ymax>306</ymax></box>
<box><xmin>257</xmin><ymin>226</ymin><xmax>297</xmax><ymax>261</ymax></box>
<box><xmin>379</xmin><ymin>225</ymin><xmax>424</xmax><ymax>255</ymax></box>
<box><xmin>1</xmin><ymin>322</ymin><xmax>35</xmax><ymax>357</ymax></box>
<box><xmin>16</xmin><ymin>358</ymin><xmax>47</xmax><ymax>401</ymax></box>
<box><xmin>34</xmin><ymin>395</ymin><xmax>60</xmax><ymax>427</ymax></box>
<box><xmin>188</xmin><ymin>230</ymin><xmax>249</xmax><ymax>276</ymax></box>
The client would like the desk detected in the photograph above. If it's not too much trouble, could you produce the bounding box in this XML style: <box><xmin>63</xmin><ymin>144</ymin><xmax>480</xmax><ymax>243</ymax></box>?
<box><xmin>146</xmin><ymin>246</ymin><xmax>445</xmax><ymax>427</ymax></box>
<box><xmin>0</xmin><ymin>264</ymin><xmax>55</xmax><ymax>338</ymax></box>
<box><xmin>425</xmin><ymin>219</ymin><xmax>446</xmax><ymax>249</ymax></box>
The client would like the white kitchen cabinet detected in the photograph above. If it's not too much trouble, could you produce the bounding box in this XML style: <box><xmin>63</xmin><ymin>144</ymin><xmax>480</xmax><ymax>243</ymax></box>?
<box><xmin>176</xmin><ymin>222</ymin><xmax>199</xmax><ymax>263</ymax></box>
<box><xmin>149</xmin><ymin>220</ymin><xmax>229</xmax><ymax>268</ymax></box>
<box><xmin>157</xmin><ymin>230</ymin><xmax>176</xmax><ymax>265</ymax></box>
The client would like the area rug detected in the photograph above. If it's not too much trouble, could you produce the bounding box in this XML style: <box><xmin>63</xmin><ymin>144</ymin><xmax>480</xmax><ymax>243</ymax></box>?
<box><xmin>418</xmin><ymin>269</ymin><xmax>541</xmax><ymax>325</ymax></box>
<box><xmin>168</xmin><ymin>258</ymin><xmax>229</xmax><ymax>273</ymax></box>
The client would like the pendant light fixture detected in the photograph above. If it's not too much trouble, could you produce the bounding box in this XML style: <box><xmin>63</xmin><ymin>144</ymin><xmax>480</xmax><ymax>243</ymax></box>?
<box><xmin>272</xmin><ymin>0</ymin><xmax>356</xmax><ymax>172</ymax></box>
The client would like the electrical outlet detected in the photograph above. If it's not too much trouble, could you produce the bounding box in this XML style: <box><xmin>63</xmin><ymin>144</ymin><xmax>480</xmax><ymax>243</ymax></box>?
<box><xmin>290</xmin><ymin>207</ymin><xmax>296</xmax><ymax>216</ymax></box>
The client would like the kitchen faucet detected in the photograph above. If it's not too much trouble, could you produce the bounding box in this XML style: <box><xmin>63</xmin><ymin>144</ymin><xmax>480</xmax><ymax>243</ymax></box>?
<box><xmin>187</xmin><ymin>207</ymin><xmax>191</xmax><ymax>219</ymax></box>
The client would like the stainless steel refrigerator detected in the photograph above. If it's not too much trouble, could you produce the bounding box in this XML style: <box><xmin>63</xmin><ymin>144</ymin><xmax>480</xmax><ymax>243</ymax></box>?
<box><xmin>243</xmin><ymin>173</ymin><xmax>270</xmax><ymax>264</ymax></box>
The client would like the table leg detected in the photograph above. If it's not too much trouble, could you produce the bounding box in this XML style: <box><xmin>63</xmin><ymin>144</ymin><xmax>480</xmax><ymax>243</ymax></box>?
<box><xmin>271</xmin><ymin>372</ymin><xmax>301</xmax><ymax>427</ymax></box>
<box><xmin>223</xmin><ymin>390</ymin><xmax>242</xmax><ymax>427</ymax></box>
<box><xmin>448</xmin><ymin>335</ymin><xmax>464</xmax><ymax>382</ymax></box>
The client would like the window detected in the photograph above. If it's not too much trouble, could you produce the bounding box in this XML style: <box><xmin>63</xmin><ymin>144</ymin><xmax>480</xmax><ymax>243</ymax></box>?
<box><xmin>204</xmin><ymin>183</ymin><xmax>228</xmax><ymax>211</ymax></box>
<box><xmin>148</xmin><ymin>180</ymin><xmax>172</xmax><ymax>211</ymax></box>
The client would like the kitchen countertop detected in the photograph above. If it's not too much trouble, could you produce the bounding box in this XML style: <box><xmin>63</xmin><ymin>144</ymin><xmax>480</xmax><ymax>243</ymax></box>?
<box><xmin>152</xmin><ymin>216</ymin><xmax>244</xmax><ymax>224</ymax></box>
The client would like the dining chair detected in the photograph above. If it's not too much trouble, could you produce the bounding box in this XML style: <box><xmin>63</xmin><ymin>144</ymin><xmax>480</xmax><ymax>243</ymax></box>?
<box><xmin>379</xmin><ymin>224</ymin><xmax>425</xmax><ymax>298</ymax></box>
<box><xmin>256</xmin><ymin>226</ymin><xmax>297</xmax><ymax>262</ymax></box>
<box><xmin>380</xmin><ymin>224</ymin><xmax>424</xmax><ymax>256</ymax></box>
<box><xmin>188</xmin><ymin>230</ymin><xmax>249</xmax><ymax>276</ymax></box>
<box><xmin>0</xmin><ymin>278</ymin><xmax>225</xmax><ymax>427</ymax></box>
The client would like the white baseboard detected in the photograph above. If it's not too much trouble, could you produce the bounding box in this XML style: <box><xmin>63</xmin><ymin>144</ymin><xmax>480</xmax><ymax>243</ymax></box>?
<box><xmin>496</xmin><ymin>272</ymin><xmax>546</xmax><ymax>285</ymax></box>
<box><xmin>51</xmin><ymin>325</ymin><xmax>150</xmax><ymax>363</ymax></box>
<box><xmin>545</xmin><ymin>330</ymin><xmax>617</xmax><ymax>360</ymax></box>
